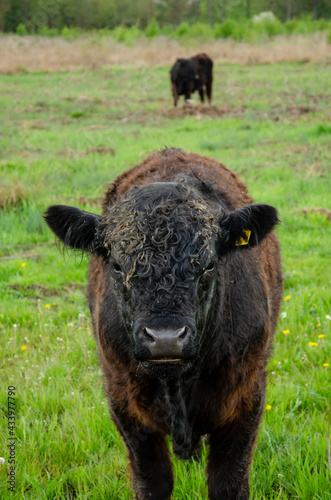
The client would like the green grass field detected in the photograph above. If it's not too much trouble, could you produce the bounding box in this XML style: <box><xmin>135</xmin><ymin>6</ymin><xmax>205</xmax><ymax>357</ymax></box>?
<box><xmin>0</xmin><ymin>54</ymin><xmax>330</xmax><ymax>499</ymax></box>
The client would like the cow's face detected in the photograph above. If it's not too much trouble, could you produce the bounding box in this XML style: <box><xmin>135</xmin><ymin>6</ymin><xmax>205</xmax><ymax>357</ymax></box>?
<box><xmin>44</xmin><ymin>182</ymin><xmax>279</xmax><ymax>378</ymax></box>
<box><xmin>100</xmin><ymin>183</ymin><xmax>220</xmax><ymax>376</ymax></box>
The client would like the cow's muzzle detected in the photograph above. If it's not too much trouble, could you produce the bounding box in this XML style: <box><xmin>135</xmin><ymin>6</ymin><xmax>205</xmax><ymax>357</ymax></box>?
<box><xmin>135</xmin><ymin>325</ymin><xmax>193</xmax><ymax>363</ymax></box>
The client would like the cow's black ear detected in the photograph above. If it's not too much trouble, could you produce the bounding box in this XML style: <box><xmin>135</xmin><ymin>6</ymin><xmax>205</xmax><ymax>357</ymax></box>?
<box><xmin>218</xmin><ymin>204</ymin><xmax>279</xmax><ymax>252</ymax></box>
<box><xmin>44</xmin><ymin>205</ymin><xmax>105</xmax><ymax>255</ymax></box>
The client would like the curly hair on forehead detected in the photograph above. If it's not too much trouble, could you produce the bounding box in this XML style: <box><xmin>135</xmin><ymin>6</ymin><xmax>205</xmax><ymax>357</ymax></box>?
<box><xmin>100</xmin><ymin>183</ymin><xmax>220</xmax><ymax>292</ymax></box>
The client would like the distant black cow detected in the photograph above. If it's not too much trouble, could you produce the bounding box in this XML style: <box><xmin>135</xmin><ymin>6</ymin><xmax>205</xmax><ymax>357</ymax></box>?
<box><xmin>170</xmin><ymin>53</ymin><xmax>213</xmax><ymax>106</ymax></box>
<box><xmin>44</xmin><ymin>148</ymin><xmax>283</xmax><ymax>500</ymax></box>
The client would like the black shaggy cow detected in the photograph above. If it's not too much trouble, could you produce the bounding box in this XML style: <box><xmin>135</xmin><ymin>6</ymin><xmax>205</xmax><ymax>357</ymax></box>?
<box><xmin>170</xmin><ymin>53</ymin><xmax>213</xmax><ymax>106</ymax></box>
<box><xmin>44</xmin><ymin>148</ymin><xmax>283</xmax><ymax>500</ymax></box>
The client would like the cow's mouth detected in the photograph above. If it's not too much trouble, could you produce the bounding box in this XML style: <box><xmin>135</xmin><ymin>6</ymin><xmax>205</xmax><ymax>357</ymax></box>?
<box><xmin>140</xmin><ymin>357</ymin><xmax>194</xmax><ymax>378</ymax></box>
<box><xmin>147</xmin><ymin>358</ymin><xmax>182</xmax><ymax>364</ymax></box>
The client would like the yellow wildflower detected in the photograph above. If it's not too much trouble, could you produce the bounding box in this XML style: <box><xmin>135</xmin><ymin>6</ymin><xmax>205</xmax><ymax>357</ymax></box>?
<box><xmin>308</xmin><ymin>342</ymin><xmax>318</xmax><ymax>346</ymax></box>
<box><xmin>21</xmin><ymin>345</ymin><xmax>27</xmax><ymax>351</ymax></box>
<box><xmin>316</xmin><ymin>323</ymin><xmax>321</xmax><ymax>327</ymax></box>
<box><xmin>285</xmin><ymin>295</ymin><xmax>291</xmax><ymax>301</ymax></box>
<box><xmin>266</xmin><ymin>405</ymin><xmax>272</xmax><ymax>410</ymax></box>
<box><xmin>21</xmin><ymin>262</ymin><xmax>26</xmax><ymax>267</ymax></box>
<box><xmin>318</xmin><ymin>334</ymin><xmax>324</xmax><ymax>339</ymax></box>
<box><xmin>45</xmin><ymin>304</ymin><xmax>50</xmax><ymax>308</ymax></box>
<box><xmin>323</xmin><ymin>363</ymin><xmax>329</xmax><ymax>367</ymax></box>
<box><xmin>283</xmin><ymin>329</ymin><xmax>290</xmax><ymax>335</ymax></box>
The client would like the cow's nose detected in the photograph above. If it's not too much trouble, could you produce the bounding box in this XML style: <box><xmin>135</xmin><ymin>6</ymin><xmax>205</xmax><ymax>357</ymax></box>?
<box><xmin>137</xmin><ymin>326</ymin><xmax>191</xmax><ymax>361</ymax></box>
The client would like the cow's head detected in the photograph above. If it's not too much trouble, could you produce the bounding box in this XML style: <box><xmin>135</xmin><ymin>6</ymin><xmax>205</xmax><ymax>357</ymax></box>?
<box><xmin>44</xmin><ymin>182</ymin><xmax>278</xmax><ymax>377</ymax></box>
<box><xmin>175</xmin><ymin>58</ymin><xmax>199</xmax><ymax>95</ymax></box>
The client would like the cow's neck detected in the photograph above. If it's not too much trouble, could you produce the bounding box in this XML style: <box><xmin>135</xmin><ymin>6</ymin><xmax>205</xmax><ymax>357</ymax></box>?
<box><xmin>163</xmin><ymin>379</ymin><xmax>195</xmax><ymax>460</ymax></box>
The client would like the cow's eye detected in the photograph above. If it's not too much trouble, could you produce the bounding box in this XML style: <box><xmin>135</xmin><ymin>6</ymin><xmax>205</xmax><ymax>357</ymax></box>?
<box><xmin>202</xmin><ymin>262</ymin><xmax>216</xmax><ymax>276</ymax></box>
<box><xmin>112</xmin><ymin>262</ymin><xmax>123</xmax><ymax>275</ymax></box>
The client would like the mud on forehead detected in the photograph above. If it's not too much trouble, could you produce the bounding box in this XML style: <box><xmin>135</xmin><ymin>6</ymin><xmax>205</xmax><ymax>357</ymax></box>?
<box><xmin>101</xmin><ymin>182</ymin><xmax>220</xmax><ymax>277</ymax></box>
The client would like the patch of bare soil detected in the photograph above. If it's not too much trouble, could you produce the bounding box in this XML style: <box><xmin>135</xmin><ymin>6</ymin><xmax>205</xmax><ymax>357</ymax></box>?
<box><xmin>28</xmin><ymin>120</ymin><xmax>48</xmax><ymax>129</ymax></box>
<box><xmin>272</xmin><ymin>105</ymin><xmax>319</xmax><ymax>119</ymax></box>
<box><xmin>71</xmin><ymin>195</ymin><xmax>102</xmax><ymax>207</ymax></box>
<box><xmin>8</xmin><ymin>282</ymin><xmax>84</xmax><ymax>299</ymax></box>
<box><xmin>62</xmin><ymin>95</ymin><xmax>111</xmax><ymax>107</ymax></box>
<box><xmin>265</xmin><ymin>104</ymin><xmax>318</xmax><ymax>121</ymax></box>
<box><xmin>0</xmin><ymin>181</ymin><xmax>28</xmax><ymax>209</ymax></box>
<box><xmin>301</xmin><ymin>207</ymin><xmax>331</xmax><ymax>221</ymax></box>
<box><xmin>0</xmin><ymin>252</ymin><xmax>43</xmax><ymax>262</ymax></box>
<box><xmin>162</xmin><ymin>103</ymin><xmax>319</xmax><ymax>121</ymax></box>
<box><xmin>163</xmin><ymin>104</ymin><xmax>245</xmax><ymax>119</ymax></box>
<box><xmin>63</xmin><ymin>147</ymin><xmax>115</xmax><ymax>157</ymax></box>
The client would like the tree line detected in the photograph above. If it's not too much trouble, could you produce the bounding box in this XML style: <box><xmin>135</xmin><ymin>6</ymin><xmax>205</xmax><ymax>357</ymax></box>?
<box><xmin>1</xmin><ymin>0</ymin><xmax>330</xmax><ymax>33</ymax></box>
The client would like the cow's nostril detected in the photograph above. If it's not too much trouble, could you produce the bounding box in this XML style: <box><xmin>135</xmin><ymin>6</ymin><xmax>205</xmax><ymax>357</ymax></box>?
<box><xmin>144</xmin><ymin>328</ymin><xmax>156</xmax><ymax>343</ymax></box>
<box><xmin>178</xmin><ymin>326</ymin><xmax>187</xmax><ymax>340</ymax></box>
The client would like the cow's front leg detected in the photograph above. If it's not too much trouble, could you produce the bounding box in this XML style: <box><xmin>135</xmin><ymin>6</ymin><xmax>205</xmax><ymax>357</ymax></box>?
<box><xmin>185</xmin><ymin>92</ymin><xmax>192</xmax><ymax>103</ymax></box>
<box><xmin>207</xmin><ymin>399</ymin><xmax>263</xmax><ymax>499</ymax></box>
<box><xmin>111</xmin><ymin>410</ymin><xmax>173</xmax><ymax>500</ymax></box>
<box><xmin>198</xmin><ymin>88</ymin><xmax>204</xmax><ymax>103</ymax></box>
<box><xmin>130</xmin><ymin>431</ymin><xmax>173</xmax><ymax>500</ymax></box>
<box><xmin>206</xmin><ymin>80</ymin><xmax>212</xmax><ymax>103</ymax></box>
<box><xmin>171</xmin><ymin>83</ymin><xmax>179</xmax><ymax>107</ymax></box>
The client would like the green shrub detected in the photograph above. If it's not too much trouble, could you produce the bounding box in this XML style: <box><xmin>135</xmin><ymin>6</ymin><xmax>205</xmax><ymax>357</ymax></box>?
<box><xmin>214</xmin><ymin>21</ymin><xmax>253</xmax><ymax>42</ymax></box>
<box><xmin>39</xmin><ymin>26</ymin><xmax>59</xmax><ymax>37</ymax></box>
<box><xmin>160</xmin><ymin>25</ymin><xmax>173</xmax><ymax>36</ymax></box>
<box><xmin>16</xmin><ymin>23</ymin><xmax>28</xmax><ymax>36</ymax></box>
<box><xmin>264</xmin><ymin>20</ymin><xmax>284</xmax><ymax>37</ymax></box>
<box><xmin>251</xmin><ymin>11</ymin><xmax>283</xmax><ymax>38</ymax></box>
<box><xmin>60</xmin><ymin>26</ymin><xmax>83</xmax><ymax>39</ymax></box>
<box><xmin>176</xmin><ymin>21</ymin><xmax>190</xmax><ymax>37</ymax></box>
<box><xmin>286</xmin><ymin>19</ymin><xmax>311</xmax><ymax>35</ymax></box>
<box><xmin>284</xmin><ymin>15</ymin><xmax>329</xmax><ymax>35</ymax></box>
<box><xmin>145</xmin><ymin>18</ymin><xmax>160</xmax><ymax>38</ymax></box>
<box><xmin>187</xmin><ymin>22</ymin><xmax>212</xmax><ymax>39</ymax></box>
<box><xmin>111</xmin><ymin>26</ymin><xmax>128</xmax><ymax>42</ymax></box>
<box><xmin>97</xmin><ymin>28</ymin><xmax>113</xmax><ymax>37</ymax></box>
<box><xmin>214</xmin><ymin>20</ymin><xmax>238</xmax><ymax>39</ymax></box>
<box><xmin>284</xmin><ymin>20</ymin><xmax>299</xmax><ymax>34</ymax></box>
<box><xmin>314</xmin><ymin>19</ymin><xmax>328</xmax><ymax>30</ymax></box>
<box><xmin>109</xmin><ymin>25</ymin><xmax>142</xmax><ymax>45</ymax></box>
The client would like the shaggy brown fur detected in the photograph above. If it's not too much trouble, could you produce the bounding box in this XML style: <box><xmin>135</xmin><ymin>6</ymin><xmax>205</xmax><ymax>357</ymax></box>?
<box><xmin>44</xmin><ymin>148</ymin><xmax>283</xmax><ymax>500</ymax></box>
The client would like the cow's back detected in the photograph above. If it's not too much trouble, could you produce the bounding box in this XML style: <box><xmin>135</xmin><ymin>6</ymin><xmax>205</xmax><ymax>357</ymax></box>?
<box><xmin>103</xmin><ymin>148</ymin><xmax>251</xmax><ymax>211</ymax></box>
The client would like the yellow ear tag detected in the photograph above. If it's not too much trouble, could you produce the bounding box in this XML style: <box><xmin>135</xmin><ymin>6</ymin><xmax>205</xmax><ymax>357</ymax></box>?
<box><xmin>235</xmin><ymin>229</ymin><xmax>251</xmax><ymax>246</ymax></box>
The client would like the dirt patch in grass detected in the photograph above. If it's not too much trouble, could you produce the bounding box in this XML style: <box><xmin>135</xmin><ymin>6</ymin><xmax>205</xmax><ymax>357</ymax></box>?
<box><xmin>283</xmin><ymin>105</ymin><xmax>318</xmax><ymax>117</ymax></box>
<box><xmin>68</xmin><ymin>195</ymin><xmax>103</xmax><ymax>208</ymax></box>
<box><xmin>0</xmin><ymin>181</ymin><xmax>28</xmax><ymax>209</ymax></box>
<box><xmin>136</xmin><ymin>103</ymin><xmax>318</xmax><ymax>122</ymax></box>
<box><xmin>28</xmin><ymin>120</ymin><xmax>48</xmax><ymax>130</ymax></box>
<box><xmin>63</xmin><ymin>147</ymin><xmax>115</xmax><ymax>157</ymax></box>
<box><xmin>163</xmin><ymin>104</ymin><xmax>246</xmax><ymax>119</ymax></box>
<box><xmin>101</xmin><ymin>104</ymin><xmax>245</xmax><ymax>123</ymax></box>
<box><xmin>8</xmin><ymin>282</ymin><xmax>85</xmax><ymax>299</ymax></box>
<box><xmin>0</xmin><ymin>252</ymin><xmax>43</xmax><ymax>262</ymax></box>
<box><xmin>72</xmin><ymin>95</ymin><xmax>111</xmax><ymax>107</ymax></box>
<box><xmin>301</xmin><ymin>207</ymin><xmax>331</xmax><ymax>221</ymax></box>
<box><xmin>267</xmin><ymin>104</ymin><xmax>319</xmax><ymax>121</ymax></box>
